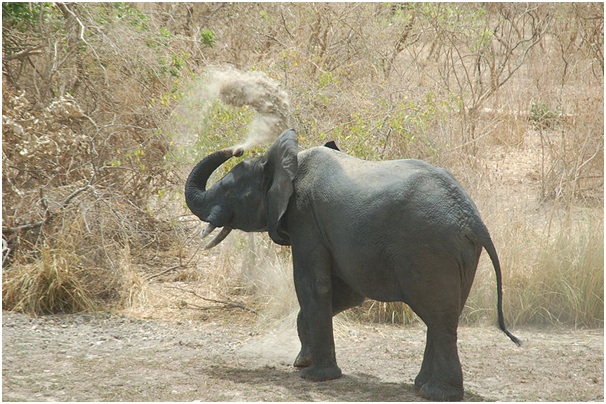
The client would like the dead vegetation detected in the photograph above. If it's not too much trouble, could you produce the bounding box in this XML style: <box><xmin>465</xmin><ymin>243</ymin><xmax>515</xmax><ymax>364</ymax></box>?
<box><xmin>2</xmin><ymin>3</ymin><xmax>603</xmax><ymax>327</ymax></box>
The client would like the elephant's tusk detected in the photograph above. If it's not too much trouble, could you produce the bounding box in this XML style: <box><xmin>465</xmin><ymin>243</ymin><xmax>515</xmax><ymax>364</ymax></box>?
<box><xmin>204</xmin><ymin>227</ymin><xmax>232</xmax><ymax>250</ymax></box>
<box><xmin>201</xmin><ymin>223</ymin><xmax>216</xmax><ymax>239</ymax></box>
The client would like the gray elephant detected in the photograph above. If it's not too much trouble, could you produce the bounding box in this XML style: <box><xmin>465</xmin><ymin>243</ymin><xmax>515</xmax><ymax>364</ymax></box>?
<box><xmin>185</xmin><ymin>129</ymin><xmax>520</xmax><ymax>401</ymax></box>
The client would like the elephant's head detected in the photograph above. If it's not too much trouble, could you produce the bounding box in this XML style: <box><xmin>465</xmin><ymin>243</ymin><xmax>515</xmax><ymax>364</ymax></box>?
<box><xmin>185</xmin><ymin>129</ymin><xmax>298</xmax><ymax>248</ymax></box>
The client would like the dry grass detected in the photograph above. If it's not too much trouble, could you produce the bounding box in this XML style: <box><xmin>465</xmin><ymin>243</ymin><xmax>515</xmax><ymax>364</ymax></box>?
<box><xmin>2</xmin><ymin>205</ymin><xmax>148</xmax><ymax>316</ymax></box>
<box><xmin>2</xmin><ymin>246</ymin><xmax>98</xmax><ymax>315</ymax></box>
<box><xmin>507</xmin><ymin>211</ymin><xmax>603</xmax><ymax>327</ymax></box>
<box><xmin>462</xmin><ymin>206</ymin><xmax>604</xmax><ymax>328</ymax></box>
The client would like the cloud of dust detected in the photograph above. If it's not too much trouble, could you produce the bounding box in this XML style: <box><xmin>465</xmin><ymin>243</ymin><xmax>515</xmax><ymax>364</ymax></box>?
<box><xmin>236</xmin><ymin>234</ymin><xmax>300</xmax><ymax>363</ymax></box>
<box><xmin>214</xmin><ymin>67</ymin><xmax>291</xmax><ymax>149</ymax></box>
<box><xmin>239</xmin><ymin>310</ymin><xmax>300</xmax><ymax>366</ymax></box>
<box><xmin>171</xmin><ymin>66</ymin><xmax>291</xmax><ymax>151</ymax></box>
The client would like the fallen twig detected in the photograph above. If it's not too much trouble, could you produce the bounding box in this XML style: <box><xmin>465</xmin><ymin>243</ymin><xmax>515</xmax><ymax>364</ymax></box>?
<box><xmin>167</xmin><ymin>286</ymin><xmax>257</xmax><ymax>314</ymax></box>
<box><xmin>145</xmin><ymin>265</ymin><xmax>181</xmax><ymax>281</ymax></box>
<box><xmin>178</xmin><ymin>301</ymin><xmax>235</xmax><ymax>312</ymax></box>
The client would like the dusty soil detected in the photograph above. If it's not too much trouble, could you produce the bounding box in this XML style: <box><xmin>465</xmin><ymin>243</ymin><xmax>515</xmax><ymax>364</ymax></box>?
<box><xmin>3</xmin><ymin>305</ymin><xmax>603</xmax><ymax>402</ymax></box>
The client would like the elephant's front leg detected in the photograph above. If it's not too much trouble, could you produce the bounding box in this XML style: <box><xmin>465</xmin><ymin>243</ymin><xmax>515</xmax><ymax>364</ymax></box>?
<box><xmin>293</xmin><ymin>310</ymin><xmax>312</xmax><ymax>368</ymax></box>
<box><xmin>292</xmin><ymin>249</ymin><xmax>342</xmax><ymax>381</ymax></box>
<box><xmin>294</xmin><ymin>275</ymin><xmax>365</xmax><ymax>369</ymax></box>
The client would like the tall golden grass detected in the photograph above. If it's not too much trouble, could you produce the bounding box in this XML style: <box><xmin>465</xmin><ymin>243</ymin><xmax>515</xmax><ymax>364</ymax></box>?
<box><xmin>2</xmin><ymin>210</ymin><xmax>146</xmax><ymax>315</ymax></box>
<box><xmin>2</xmin><ymin>245</ymin><xmax>98</xmax><ymax>315</ymax></box>
<box><xmin>462</xmin><ymin>207</ymin><xmax>603</xmax><ymax>328</ymax></box>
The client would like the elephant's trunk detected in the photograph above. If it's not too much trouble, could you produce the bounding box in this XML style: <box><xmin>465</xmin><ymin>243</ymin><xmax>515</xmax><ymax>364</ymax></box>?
<box><xmin>184</xmin><ymin>146</ymin><xmax>243</xmax><ymax>222</ymax></box>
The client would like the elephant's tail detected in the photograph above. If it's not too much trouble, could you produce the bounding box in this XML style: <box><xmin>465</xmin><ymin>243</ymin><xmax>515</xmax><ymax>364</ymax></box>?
<box><xmin>481</xmin><ymin>233</ymin><xmax>522</xmax><ymax>347</ymax></box>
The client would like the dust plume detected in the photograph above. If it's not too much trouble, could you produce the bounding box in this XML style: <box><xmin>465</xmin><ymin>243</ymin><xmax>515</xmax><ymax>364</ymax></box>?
<box><xmin>172</xmin><ymin>66</ymin><xmax>291</xmax><ymax>151</ymax></box>
<box><xmin>214</xmin><ymin>67</ymin><xmax>291</xmax><ymax>149</ymax></box>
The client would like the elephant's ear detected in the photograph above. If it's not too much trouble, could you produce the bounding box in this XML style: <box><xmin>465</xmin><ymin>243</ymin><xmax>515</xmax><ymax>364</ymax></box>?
<box><xmin>324</xmin><ymin>140</ymin><xmax>340</xmax><ymax>151</ymax></box>
<box><xmin>264</xmin><ymin>129</ymin><xmax>298</xmax><ymax>245</ymax></box>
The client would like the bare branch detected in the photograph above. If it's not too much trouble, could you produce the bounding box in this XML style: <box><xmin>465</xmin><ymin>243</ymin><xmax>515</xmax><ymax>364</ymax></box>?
<box><xmin>55</xmin><ymin>3</ymin><xmax>108</xmax><ymax>85</ymax></box>
<box><xmin>2</xmin><ymin>179</ymin><xmax>94</xmax><ymax>234</ymax></box>
<box><xmin>145</xmin><ymin>265</ymin><xmax>181</xmax><ymax>281</ymax></box>
<box><xmin>3</xmin><ymin>45</ymin><xmax>44</xmax><ymax>61</ymax></box>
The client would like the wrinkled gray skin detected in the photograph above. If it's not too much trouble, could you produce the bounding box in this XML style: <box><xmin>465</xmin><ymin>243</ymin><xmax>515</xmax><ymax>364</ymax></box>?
<box><xmin>185</xmin><ymin>129</ymin><xmax>520</xmax><ymax>401</ymax></box>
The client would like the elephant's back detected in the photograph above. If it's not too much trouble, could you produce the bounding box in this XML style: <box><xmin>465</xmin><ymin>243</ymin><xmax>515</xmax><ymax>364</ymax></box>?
<box><xmin>298</xmin><ymin>147</ymin><xmax>465</xmax><ymax>205</ymax></box>
<box><xmin>297</xmin><ymin>146</ymin><xmax>483</xmax><ymax>242</ymax></box>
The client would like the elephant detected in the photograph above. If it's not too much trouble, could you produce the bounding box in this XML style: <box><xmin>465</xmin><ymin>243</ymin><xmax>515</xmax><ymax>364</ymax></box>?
<box><xmin>185</xmin><ymin>129</ymin><xmax>521</xmax><ymax>401</ymax></box>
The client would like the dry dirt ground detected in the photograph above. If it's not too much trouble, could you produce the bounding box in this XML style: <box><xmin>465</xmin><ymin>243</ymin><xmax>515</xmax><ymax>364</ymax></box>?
<box><xmin>2</xmin><ymin>303</ymin><xmax>603</xmax><ymax>402</ymax></box>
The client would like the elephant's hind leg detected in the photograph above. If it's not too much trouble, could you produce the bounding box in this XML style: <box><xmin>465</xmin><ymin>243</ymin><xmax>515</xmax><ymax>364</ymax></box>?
<box><xmin>416</xmin><ymin>325</ymin><xmax>464</xmax><ymax>401</ymax></box>
<box><xmin>414</xmin><ymin>327</ymin><xmax>434</xmax><ymax>390</ymax></box>
<box><xmin>409</xmin><ymin>290</ymin><xmax>464</xmax><ymax>401</ymax></box>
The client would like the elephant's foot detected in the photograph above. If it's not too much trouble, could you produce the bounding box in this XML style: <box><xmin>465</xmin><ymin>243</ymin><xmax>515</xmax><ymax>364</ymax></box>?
<box><xmin>293</xmin><ymin>348</ymin><xmax>312</xmax><ymax>368</ymax></box>
<box><xmin>414</xmin><ymin>370</ymin><xmax>431</xmax><ymax>391</ymax></box>
<box><xmin>299</xmin><ymin>363</ymin><xmax>342</xmax><ymax>382</ymax></box>
<box><xmin>418</xmin><ymin>379</ymin><xmax>464</xmax><ymax>402</ymax></box>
